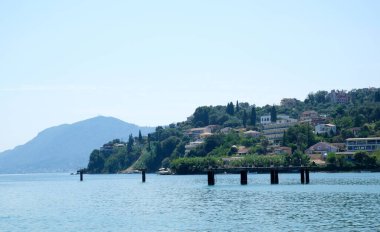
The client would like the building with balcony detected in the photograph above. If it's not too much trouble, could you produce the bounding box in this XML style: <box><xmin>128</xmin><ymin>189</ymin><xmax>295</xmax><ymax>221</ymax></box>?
<box><xmin>346</xmin><ymin>137</ymin><xmax>380</xmax><ymax>152</ymax></box>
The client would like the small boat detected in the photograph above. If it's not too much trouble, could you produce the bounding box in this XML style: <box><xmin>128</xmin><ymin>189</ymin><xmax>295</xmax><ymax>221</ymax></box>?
<box><xmin>157</xmin><ymin>168</ymin><xmax>173</xmax><ymax>175</ymax></box>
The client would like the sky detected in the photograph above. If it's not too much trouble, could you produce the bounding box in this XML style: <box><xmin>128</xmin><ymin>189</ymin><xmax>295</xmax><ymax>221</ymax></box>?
<box><xmin>0</xmin><ymin>0</ymin><xmax>379</xmax><ymax>152</ymax></box>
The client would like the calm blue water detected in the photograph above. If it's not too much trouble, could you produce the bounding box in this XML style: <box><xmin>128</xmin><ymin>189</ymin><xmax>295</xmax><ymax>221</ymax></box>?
<box><xmin>0</xmin><ymin>172</ymin><xmax>379</xmax><ymax>232</ymax></box>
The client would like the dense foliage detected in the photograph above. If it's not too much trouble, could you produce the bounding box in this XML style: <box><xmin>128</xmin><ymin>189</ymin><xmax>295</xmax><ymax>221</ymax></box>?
<box><xmin>87</xmin><ymin>88</ymin><xmax>380</xmax><ymax>173</ymax></box>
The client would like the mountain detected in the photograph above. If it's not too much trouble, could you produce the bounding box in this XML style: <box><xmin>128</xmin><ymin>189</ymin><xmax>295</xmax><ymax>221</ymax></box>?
<box><xmin>0</xmin><ymin>116</ymin><xmax>155</xmax><ymax>173</ymax></box>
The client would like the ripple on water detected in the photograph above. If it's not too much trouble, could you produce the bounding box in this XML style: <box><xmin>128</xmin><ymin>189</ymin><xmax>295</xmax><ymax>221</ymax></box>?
<box><xmin>0</xmin><ymin>173</ymin><xmax>379</xmax><ymax>231</ymax></box>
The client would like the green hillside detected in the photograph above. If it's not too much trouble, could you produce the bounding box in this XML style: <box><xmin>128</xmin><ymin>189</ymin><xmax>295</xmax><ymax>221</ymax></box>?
<box><xmin>87</xmin><ymin>88</ymin><xmax>380</xmax><ymax>174</ymax></box>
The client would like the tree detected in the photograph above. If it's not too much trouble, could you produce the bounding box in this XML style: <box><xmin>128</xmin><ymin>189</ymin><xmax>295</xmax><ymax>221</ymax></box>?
<box><xmin>242</xmin><ymin>110</ymin><xmax>247</xmax><ymax>128</ymax></box>
<box><xmin>147</xmin><ymin>134</ymin><xmax>151</xmax><ymax>151</ymax></box>
<box><xmin>87</xmin><ymin>149</ymin><xmax>105</xmax><ymax>173</ymax></box>
<box><xmin>127</xmin><ymin>134</ymin><xmax>134</xmax><ymax>153</ymax></box>
<box><xmin>236</xmin><ymin>100</ymin><xmax>240</xmax><ymax>112</ymax></box>
<box><xmin>138</xmin><ymin>130</ymin><xmax>143</xmax><ymax>143</ymax></box>
<box><xmin>354</xmin><ymin>151</ymin><xmax>376</xmax><ymax>167</ymax></box>
<box><xmin>226</xmin><ymin>102</ymin><xmax>235</xmax><ymax>115</ymax></box>
<box><xmin>250</xmin><ymin>106</ymin><xmax>257</xmax><ymax>126</ymax></box>
<box><xmin>283</xmin><ymin>124</ymin><xmax>316</xmax><ymax>150</ymax></box>
<box><xmin>375</xmin><ymin>90</ymin><xmax>380</xmax><ymax>102</ymax></box>
<box><xmin>261</xmin><ymin>139</ymin><xmax>269</xmax><ymax>154</ymax></box>
<box><xmin>306</xmin><ymin>93</ymin><xmax>315</xmax><ymax>104</ymax></box>
<box><xmin>315</xmin><ymin>91</ymin><xmax>328</xmax><ymax>104</ymax></box>
<box><xmin>270</xmin><ymin>105</ymin><xmax>277</xmax><ymax>122</ymax></box>
<box><xmin>326</xmin><ymin>152</ymin><xmax>336</xmax><ymax>166</ymax></box>
<box><xmin>192</xmin><ymin>106</ymin><xmax>210</xmax><ymax>127</ymax></box>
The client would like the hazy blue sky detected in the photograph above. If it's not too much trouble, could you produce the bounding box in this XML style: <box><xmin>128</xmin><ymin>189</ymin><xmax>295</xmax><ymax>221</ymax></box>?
<box><xmin>1</xmin><ymin>0</ymin><xmax>379</xmax><ymax>152</ymax></box>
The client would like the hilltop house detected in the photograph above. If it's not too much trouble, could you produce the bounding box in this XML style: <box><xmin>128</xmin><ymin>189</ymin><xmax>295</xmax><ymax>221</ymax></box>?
<box><xmin>328</xmin><ymin>90</ymin><xmax>350</xmax><ymax>104</ymax></box>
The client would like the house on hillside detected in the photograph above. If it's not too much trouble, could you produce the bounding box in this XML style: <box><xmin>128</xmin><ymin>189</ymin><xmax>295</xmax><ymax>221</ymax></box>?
<box><xmin>261</xmin><ymin>115</ymin><xmax>298</xmax><ymax>145</ymax></box>
<box><xmin>315</xmin><ymin>124</ymin><xmax>337</xmax><ymax>135</ymax></box>
<box><xmin>186</xmin><ymin>127</ymin><xmax>212</xmax><ymax>139</ymax></box>
<box><xmin>346</xmin><ymin>137</ymin><xmax>380</xmax><ymax>152</ymax></box>
<box><xmin>273</xmin><ymin>146</ymin><xmax>292</xmax><ymax>155</ymax></box>
<box><xmin>305</xmin><ymin>142</ymin><xmax>338</xmax><ymax>155</ymax></box>
<box><xmin>299</xmin><ymin>110</ymin><xmax>328</xmax><ymax>126</ymax></box>
<box><xmin>300</xmin><ymin>111</ymin><xmax>319</xmax><ymax>122</ymax></box>
<box><xmin>331</xmin><ymin>143</ymin><xmax>345</xmax><ymax>152</ymax></box>
<box><xmin>260</xmin><ymin>115</ymin><xmax>271</xmax><ymax>124</ymax></box>
<box><xmin>185</xmin><ymin>140</ymin><xmax>204</xmax><ymax>155</ymax></box>
<box><xmin>221</xmin><ymin>127</ymin><xmax>233</xmax><ymax>134</ymax></box>
<box><xmin>243</xmin><ymin>130</ymin><xmax>261</xmax><ymax>138</ymax></box>
<box><xmin>237</xmin><ymin>146</ymin><xmax>249</xmax><ymax>155</ymax></box>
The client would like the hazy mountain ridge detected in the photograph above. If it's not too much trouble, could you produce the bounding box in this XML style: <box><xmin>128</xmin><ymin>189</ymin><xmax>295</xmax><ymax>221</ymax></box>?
<box><xmin>0</xmin><ymin>116</ymin><xmax>155</xmax><ymax>173</ymax></box>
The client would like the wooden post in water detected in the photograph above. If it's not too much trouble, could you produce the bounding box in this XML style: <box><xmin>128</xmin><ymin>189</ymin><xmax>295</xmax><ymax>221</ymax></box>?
<box><xmin>270</xmin><ymin>169</ymin><xmax>275</xmax><ymax>184</ymax></box>
<box><xmin>305</xmin><ymin>169</ymin><xmax>310</xmax><ymax>184</ymax></box>
<box><xmin>274</xmin><ymin>170</ymin><xmax>279</xmax><ymax>184</ymax></box>
<box><xmin>240</xmin><ymin>170</ymin><xmax>248</xmax><ymax>185</ymax></box>
<box><xmin>80</xmin><ymin>170</ymin><xmax>83</xmax><ymax>181</ymax></box>
<box><xmin>142</xmin><ymin>170</ymin><xmax>146</xmax><ymax>183</ymax></box>
<box><xmin>300</xmin><ymin>169</ymin><xmax>305</xmax><ymax>184</ymax></box>
<box><xmin>208</xmin><ymin>170</ymin><xmax>215</xmax><ymax>185</ymax></box>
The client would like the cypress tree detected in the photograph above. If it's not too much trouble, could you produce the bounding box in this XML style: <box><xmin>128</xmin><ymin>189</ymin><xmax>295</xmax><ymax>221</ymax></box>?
<box><xmin>250</xmin><ymin>106</ymin><xmax>257</xmax><ymax>126</ymax></box>
<box><xmin>127</xmin><ymin>134</ymin><xmax>134</xmax><ymax>153</ymax></box>
<box><xmin>271</xmin><ymin>105</ymin><xmax>277</xmax><ymax>122</ymax></box>
<box><xmin>242</xmin><ymin>110</ymin><xmax>247</xmax><ymax>128</ymax></box>
<box><xmin>226</xmin><ymin>102</ymin><xmax>235</xmax><ymax>115</ymax></box>
<box><xmin>138</xmin><ymin>130</ymin><xmax>143</xmax><ymax>143</ymax></box>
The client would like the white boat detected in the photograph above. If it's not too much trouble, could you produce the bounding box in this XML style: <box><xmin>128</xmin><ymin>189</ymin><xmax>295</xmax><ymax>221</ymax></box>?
<box><xmin>157</xmin><ymin>168</ymin><xmax>173</xmax><ymax>175</ymax></box>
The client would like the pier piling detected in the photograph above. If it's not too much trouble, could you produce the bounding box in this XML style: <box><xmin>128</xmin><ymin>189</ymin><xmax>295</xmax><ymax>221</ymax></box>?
<box><xmin>142</xmin><ymin>170</ymin><xmax>146</xmax><ymax>183</ymax></box>
<box><xmin>274</xmin><ymin>170</ymin><xmax>279</xmax><ymax>184</ymax></box>
<box><xmin>300</xmin><ymin>169</ymin><xmax>305</xmax><ymax>184</ymax></box>
<box><xmin>208</xmin><ymin>170</ymin><xmax>215</xmax><ymax>185</ymax></box>
<box><xmin>240</xmin><ymin>170</ymin><xmax>248</xmax><ymax>185</ymax></box>
<box><xmin>270</xmin><ymin>169</ymin><xmax>275</xmax><ymax>184</ymax></box>
<box><xmin>80</xmin><ymin>170</ymin><xmax>83</xmax><ymax>181</ymax></box>
<box><xmin>205</xmin><ymin>166</ymin><xmax>310</xmax><ymax>186</ymax></box>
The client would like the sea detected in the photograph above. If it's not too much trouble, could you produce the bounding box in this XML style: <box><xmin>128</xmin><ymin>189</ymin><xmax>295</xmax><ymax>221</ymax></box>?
<box><xmin>0</xmin><ymin>172</ymin><xmax>379</xmax><ymax>232</ymax></box>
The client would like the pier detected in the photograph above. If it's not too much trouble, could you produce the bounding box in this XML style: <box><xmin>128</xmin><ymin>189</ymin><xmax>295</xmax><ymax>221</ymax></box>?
<box><xmin>206</xmin><ymin>166</ymin><xmax>311</xmax><ymax>186</ymax></box>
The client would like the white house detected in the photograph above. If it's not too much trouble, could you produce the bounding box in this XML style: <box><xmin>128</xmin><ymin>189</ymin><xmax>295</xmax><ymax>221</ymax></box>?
<box><xmin>260</xmin><ymin>115</ymin><xmax>271</xmax><ymax>124</ymax></box>
<box><xmin>315</xmin><ymin>124</ymin><xmax>337</xmax><ymax>135</ymax></box>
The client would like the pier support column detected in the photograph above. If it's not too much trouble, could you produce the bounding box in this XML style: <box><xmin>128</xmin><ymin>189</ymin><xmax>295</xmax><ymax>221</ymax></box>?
<box><xmin>208</xmin><ymin>170</ymin><xmax>215</xmax><ymax>185</ymax></box>
<box><xmin>274</xmin><ymin>170</ymin><xmax>279</xmax><ymax>184</ymax></box>
<box><xmin>305</xmin><ymin>169</ymin><xmax>310</xmax><ymax>184</ymax></box>
<box><xmin>142</xmin><ymin>170</ymin><xmax>146</xmax><ymax>183</ymax></box>
<box><xmin>270</xmin><ymin>169</ymin><xmax>275</xmax><ymax>184</ymax></box>
<box><xmin>300</xmin><ymin>169</ymin><xmax>305</xmax><ymax>184</ymax></box>
<box><xmin>240</xmin><ymin>170</ymin><xmax>248</xmax><ymax>185</ymax></box>
<box><xmin>80</xmin><ymin>170</ymin><xmax>83</xmax><ymax>181</ymax></box>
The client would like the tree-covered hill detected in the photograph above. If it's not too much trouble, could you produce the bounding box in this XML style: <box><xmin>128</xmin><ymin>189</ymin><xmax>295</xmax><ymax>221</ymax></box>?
<box><xmin>86</xmin><ymin>88</ymin><xmax>380</xmax><ymax>174</ymax></box>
